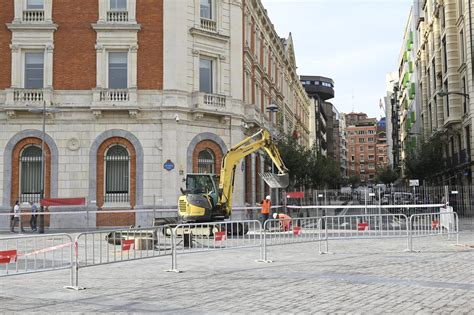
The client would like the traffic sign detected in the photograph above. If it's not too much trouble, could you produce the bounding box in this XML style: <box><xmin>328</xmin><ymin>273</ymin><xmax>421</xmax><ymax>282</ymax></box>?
<box><xmin>409</xmin><ymin>179</ymin><xmax>419</xmax><ymax>187</ymax></box>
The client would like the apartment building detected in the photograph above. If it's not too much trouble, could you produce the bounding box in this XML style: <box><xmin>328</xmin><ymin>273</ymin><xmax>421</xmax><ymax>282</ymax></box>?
<box><xmin>345</xmin><ymin>113</ymin><xmax>378</xmax><ymax>183</ymax></box>
<box><xmin>243</xmin><ymin>0</ymin><xmax>312</xmax><ymax>203</ymax></box>
<box><xmin>0</xmin><ymin>0</ymin><xmax>310</xmax><ymax>227</ymax></box>
<box><xmin>398</xmin><ymin>7</ymin><xmax>421</xmax><ymax>175</ymax></box>
<box><xmin>300</xmin><ymin>75</ymin><xmax>336</xmax><ymax>156</ymax></box>
<box><xmin>415</xmin><ymin>0</ymin><xmax>473</xmax><ymax>184</ymax></box>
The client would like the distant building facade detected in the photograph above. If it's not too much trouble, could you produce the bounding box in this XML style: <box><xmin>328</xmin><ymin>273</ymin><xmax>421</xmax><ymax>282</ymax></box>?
<box><xmin>300</xmin><ymin>75</ymin><xmax>335</xmax><ymax>156</ymax></box>
<box><xmin>345</xmin><ymin>113</ymin><xmax>378</xmax><ymax>184</ymax></box>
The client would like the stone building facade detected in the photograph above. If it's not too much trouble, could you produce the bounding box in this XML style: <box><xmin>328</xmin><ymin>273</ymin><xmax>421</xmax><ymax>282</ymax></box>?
<box><xmin>414</xmin><ymin>0</ymin><xmax>473</xmax><ymax>184</ymax></box>
<box><xmin>0</xmin><ymin>0</ymin><xmax>311</xmax><ymax>227</ymax></box>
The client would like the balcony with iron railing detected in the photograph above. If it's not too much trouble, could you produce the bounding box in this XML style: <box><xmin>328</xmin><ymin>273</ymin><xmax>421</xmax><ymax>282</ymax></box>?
<box><xmin>23</xmin><ymin>10</ymin><xmax>45</xmax><ymax>22</ymax></box>
<box><xmin>107</xmin><ymin>11</ymin><xmax>129</xmax><ymax>22</ymax></box>
<box><xmin>200</xmin><ymin>18</ymin><xmax>217</xmax><ymax>32</ymax></box>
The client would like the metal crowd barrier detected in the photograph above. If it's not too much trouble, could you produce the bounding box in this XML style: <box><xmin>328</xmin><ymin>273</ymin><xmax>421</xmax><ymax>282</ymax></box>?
<box><xmin>0</xmin><ymin>206</ymin><xmax>462</xmax><ymax>288</ymax></box>
<box><xmin>319</xmin><ymin>214</ymin><xmax>410</xmax><ymax>253</ymax></box>
<box><xmin>408</xmin><ymin>211</ymin><xmax>459</xmax><ymax>251</ymax></box>
<box><xmin>71</xmin><ymin>225</ymin><xmax>172</xmax><ymax>289</ymax></box>
<box><xmin>168</xmin><ymin>220</ymin><xmax>261</xmax><ymax>272</ymax></box>
<box><xmin>260</xmin><ymin>217</ymin><xmax>321</xmax><ymax>262</ymax></box>
<box><xmin>0</xmin><ymin>233</ymin><xmax>73</xmax><ymax>286</ymax></box>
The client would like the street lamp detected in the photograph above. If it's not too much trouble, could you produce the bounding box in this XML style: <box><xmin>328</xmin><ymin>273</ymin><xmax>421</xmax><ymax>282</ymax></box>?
<box><xmin>436</xmin><ymin>90</ymin><xmax>470</xmax><ymax>99</ymax></box>
<box><xmin>28</xmin><ymin>101</ymin><xmax>59</xmax><ymax>234</ymax></box>
<box><xmin>266</xmin><ymin>103</ymin><xmax>280</xmax><ymax>204</ymax></box>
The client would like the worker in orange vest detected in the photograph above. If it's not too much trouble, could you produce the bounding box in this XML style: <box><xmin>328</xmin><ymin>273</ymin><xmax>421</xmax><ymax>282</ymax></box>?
<box><xmin>273</xmin><ymin>212</ymin><xmax>292</xmax><ymax>231</ymax></box>
<box><xmin>260</xmin><ymin>195</ymin><xmax>271</xmax><ymax>227</ymax></box>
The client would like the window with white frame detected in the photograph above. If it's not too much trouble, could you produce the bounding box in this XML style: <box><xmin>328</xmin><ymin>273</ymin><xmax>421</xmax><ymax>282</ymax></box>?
<box><xmin>20</xmin><ymin>145</ymin><xmax>42</xmax><ymax>203</ymax></box>
<box><xmin>25</xmin><ymin>52</ymin><xmax>44</xmax><ymax>89</ymax></box>
<box><xmin>110</xmin><ymin>0</ymin><xmax>127</xmax><ymax>10</ymax></box>
<box><xmin>104</xmin><ymin>145</ymin><xmax>130</xmax><ymax>203</ymax></box>
<box><xmin>200</xmin><ymin>0</ymin><xmax>212</xmax><ymax>19</ymax></box>
<box><xmin>199</xmin><ymin>58</ymin><xmax>213</xmax><ymax>94</ymax></box>
<box><xmin>27</xmin><ymin>0</ymin><xmax>44</xmax><ymax>9</ymax></box>
<box><xmin>108</xmin><ymin>52</ymin><xmax>128</xmax><ymax>89</ymax></box>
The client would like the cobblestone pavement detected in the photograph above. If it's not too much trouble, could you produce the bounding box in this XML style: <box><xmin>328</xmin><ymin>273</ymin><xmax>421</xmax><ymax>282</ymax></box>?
<box><xmin>1</xmin><ymin>232</ymin><xmax>473</xmax><ymax>314</ymax></box>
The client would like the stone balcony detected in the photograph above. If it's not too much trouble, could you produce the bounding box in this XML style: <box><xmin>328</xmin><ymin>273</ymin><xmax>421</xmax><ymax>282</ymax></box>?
<box><xmin>3</xmin><ymin>88</ymin><xmax>53</xmax><ymax>118</ymax></box>
<box><xmin>91</xmin><ymin>88</ymin><xmax>138</xmax><ymax>118</ymax></box>
<box><xmin>107</xmin><ymin>11</ymin><xmax>129</xmax><ymax>22</ymax></box>
<box><xmin>4</xmin><ymin>88</ymin><xmax>51</xmax><ymax>105</ymax></box>
<box><xmin>22</xmin><ymin>9</ymin><xmax>44</xmax><ymax>22</ymax></box>
<box><xmin>191</xmin><ymin>92</ymin><xmax>229</xmax><ymax>118</ymax></box>
<box><xmin>200</xmin><ymin>18</ymin><xmax>217</xmax><ymax>32</ymax></box>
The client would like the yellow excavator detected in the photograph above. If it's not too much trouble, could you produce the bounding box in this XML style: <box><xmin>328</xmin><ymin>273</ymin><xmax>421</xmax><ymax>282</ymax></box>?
<box><xmin>107</xmin><ymin>129</ymin><xmax>288</xmax><ymax>245</ymax></box>
<box><xmin>178</xmin><ymin>128</ymin><xmax>289</xmax><ymax>222</ymax></box>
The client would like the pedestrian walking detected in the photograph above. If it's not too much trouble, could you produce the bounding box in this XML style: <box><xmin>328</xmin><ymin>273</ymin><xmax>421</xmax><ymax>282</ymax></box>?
<box><xmin>10</xmin><ymin>200</ymin><xmax>25</xmax><ymax>233</ymax></box>
<box><xmin>30</xmin><ymin>202</ymin><xmax>38</xmax><ymax>231</ymax></box>
<box><xmin>259</xmin><ymin>195</ymin><xmax>271</xmax><ymax>228</ymax></box>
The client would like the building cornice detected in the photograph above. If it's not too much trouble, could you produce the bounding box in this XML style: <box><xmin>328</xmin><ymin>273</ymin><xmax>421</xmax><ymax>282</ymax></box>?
<box><xmin>189</xmin><ymin>27</ymin><xmax>230</xmax><ymax>42</ymax></box>
<box><xmin>6</xmin><ymin>23</ymin><xmax>58</xmax><ymax>31</ymax></box>
<box><xmin>91</xmin><ymin>23</ymin><xmax>141</xmax><ymax>31</ymax></box>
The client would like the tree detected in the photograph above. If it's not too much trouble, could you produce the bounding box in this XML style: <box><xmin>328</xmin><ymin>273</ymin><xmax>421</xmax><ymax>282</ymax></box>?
<box><xmin>275</xmin><ymin>136</ymin><xmax>341</xmax><ymax>189</ymax></box>
<box><xmin>275</xmin><ymin>134</ymin><xmax>312</xmax><ymax>188</ymax></box>
<box><xmin>376</xmin><ymin>166</ymin><xmax>399</xmax><ymax>185</ymax></box>
<box><xmin>404</xmin><ymin>137</ymin><xmax>445</xmax><ymax>182</ymax></box>
<box><xmin>348</xmin><ymin>175</ymin><xmax>360</xmax><ymax>187</ymax></box>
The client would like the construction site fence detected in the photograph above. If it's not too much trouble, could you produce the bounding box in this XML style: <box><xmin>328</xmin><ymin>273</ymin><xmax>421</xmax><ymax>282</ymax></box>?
<box><xmin>0</xmin><ymin>206</ymin><xmax>460</xmax><ymax>289</ymax></box>
<box><xmin>0</xmin><ymin>233</ymin><xmax>74</xmax><ymax>286</ymax></box>
<box><xmin>285</xmin><ymin>185</ymin><xmax>474</xmax><ymax>218</ymax></box>
<box><xmin>168</xmin><ymin>220</ymin><xmax>262</xmax><ymax>272</ymax></box>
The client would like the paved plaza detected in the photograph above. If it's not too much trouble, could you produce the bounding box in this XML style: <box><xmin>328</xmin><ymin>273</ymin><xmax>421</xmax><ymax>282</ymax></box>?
<box><xmin>1</xmin><ymin>230</ymin><xmax>473</xmax><ymax>314</ymax></box>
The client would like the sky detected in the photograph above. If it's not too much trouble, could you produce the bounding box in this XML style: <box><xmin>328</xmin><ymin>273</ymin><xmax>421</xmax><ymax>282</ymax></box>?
<box><xmin>261</xmin><ymin>0</ymin><xmax>413</xmax><ymax>119</ymax></box>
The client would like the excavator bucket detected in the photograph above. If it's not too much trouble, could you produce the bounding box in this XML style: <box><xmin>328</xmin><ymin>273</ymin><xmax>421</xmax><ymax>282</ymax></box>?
<box><xmin>260</xmin><ymin>172</ymin><xmax>289</xmax><ymax>189</ymax></box>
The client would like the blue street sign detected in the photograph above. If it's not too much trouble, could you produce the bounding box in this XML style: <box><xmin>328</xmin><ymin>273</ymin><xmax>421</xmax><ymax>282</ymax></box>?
<box><xmin>163</xmin><ymin>160</ymin><xmax>175</xmax><ymax>171</ymax></box>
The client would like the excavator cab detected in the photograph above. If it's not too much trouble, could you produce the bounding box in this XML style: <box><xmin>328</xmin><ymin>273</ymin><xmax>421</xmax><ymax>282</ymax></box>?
<box><xmin>178</xmin><ymin>174</ymin><xmax>220</xmax><ymax>222</ymax></box>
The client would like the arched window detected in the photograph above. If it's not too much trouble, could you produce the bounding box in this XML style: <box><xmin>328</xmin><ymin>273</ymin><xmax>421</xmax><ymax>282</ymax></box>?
<box><xmin>197</xmin><ymin>149</ymin><xmax>215</xmax><ymax>174</ymax></box>
<box><xmin>104</xmin><ymin>145</ymin><xmax>130</xmax><ymax>203</ymax></box>
<box><xmin>20</xmin><ymin>145</ymin><xmax>42</xmax><ymax>203</ymax></box>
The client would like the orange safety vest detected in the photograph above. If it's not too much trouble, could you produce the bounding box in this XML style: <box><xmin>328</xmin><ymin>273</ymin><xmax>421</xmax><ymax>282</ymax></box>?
<box><xmin>261</xmin><ymin>200</ymin><xmax>271</xmax><ymax>214</ymax></box>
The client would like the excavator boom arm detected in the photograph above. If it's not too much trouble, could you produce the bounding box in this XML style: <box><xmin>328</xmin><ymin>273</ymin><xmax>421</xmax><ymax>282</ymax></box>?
<box><xmin>218</xmin><ymin>129</ymin><xmax>288</xmax><ymax>216</ymax></box>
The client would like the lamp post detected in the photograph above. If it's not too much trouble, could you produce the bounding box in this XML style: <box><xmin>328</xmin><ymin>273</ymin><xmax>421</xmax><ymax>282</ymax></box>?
<box><xmin>29</xmin><ymin>102</ymin><xmax>58</xmax><ymax>234</ymax></box>
<box><xmin>436</xmin><ymin>90</ymin><xmax>470</xmax><ymax>99</ymax></box>
<box><xmin>266</xmin><ymin>103</ymin><xmax>279</xmax><ymax>204</ymax></box>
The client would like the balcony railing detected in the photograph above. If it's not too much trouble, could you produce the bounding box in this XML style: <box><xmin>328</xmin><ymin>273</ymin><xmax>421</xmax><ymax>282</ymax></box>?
<box><xmin>100</xmin><ymin>89</ymin><xmax>130</xmax><ymax>102</ymax></box>
<box><xmin>104</xmin><ymin>192</ymin><xmax>130</xmax><ymax>204</ymax></box>
<box><xmin>107</xmin><ymin>11</ymin><xmax>129</xmax><ymax>22</ymax></box>
<box><xmin>23</xmin><ymin>10</ymin><xmax>44</xmax><ymax>22</ymax></box>
<box><xmin>200</xmin><ymin>18</ymin><xmax>217</xmax><ymax>32</ymax></box>
<box><xmin>203</xmin><ymin>94</ymin><xmax>226</xmax><ymax>108</ymax></box>
<box><xmin>14</xmin><ymin>89</ymin><xmax>44</xmax><ymax>102</ymax></box>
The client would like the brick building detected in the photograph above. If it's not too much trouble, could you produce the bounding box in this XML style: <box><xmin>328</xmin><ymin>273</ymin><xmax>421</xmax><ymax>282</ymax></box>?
<box><xmin>345</xmin><ymin>113</ymin><xmax>379</xmax><ymax>183</ymax></box>
<box><xmin>0</xmin><ymin>0</ymin><xmax>310</xmax><ymax>228</ymax></box>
